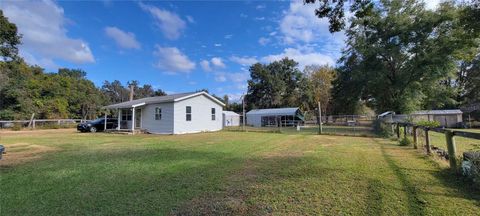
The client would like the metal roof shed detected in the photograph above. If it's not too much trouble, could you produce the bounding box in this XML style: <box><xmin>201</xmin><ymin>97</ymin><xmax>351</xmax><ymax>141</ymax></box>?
<box><xmin>246</xmin><ymin>107</ymin><xmax>304</xmax><ymax>127</ymax></box>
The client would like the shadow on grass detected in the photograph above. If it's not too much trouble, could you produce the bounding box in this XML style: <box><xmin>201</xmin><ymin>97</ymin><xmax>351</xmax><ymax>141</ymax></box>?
<box><xmin>380</xmin><ymin>144</ymin><xmax>427</xmax><ymax>215</ymax></box>
<box><xmin>378</xmin><ymin>141</ymin><xmax>480</xmax><ymax>214</ymax></box>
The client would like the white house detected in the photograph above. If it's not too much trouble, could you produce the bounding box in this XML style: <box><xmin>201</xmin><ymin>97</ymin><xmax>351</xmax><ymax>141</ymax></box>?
<box><xmin>223</xmin><ymin>111</ymin><xmax>240</xmax><ymax>127</ymax></box>
<box><xmin>103</xmin><ymin>91</ymin><xmax>224</xmax><ymax>134</ymax></box>
<box><xmin>246</xmin><ymin>107</ymin><xmax>304</xmax><ymax>127</ymax></box>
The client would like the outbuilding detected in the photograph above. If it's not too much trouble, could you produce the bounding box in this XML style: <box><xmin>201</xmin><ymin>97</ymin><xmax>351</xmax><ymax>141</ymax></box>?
<box><xmin>410</xmin><ymin>110</ymin><xmax>463</xmax><ymax>128</ymax></box>
<box><xmin>246</xmin><ymin>107</ymin><xmax>304</xmax><ymax>127</ymax></box>
<box><xmin>223</xmin><ymin>111</ymin><xmax>240</xmax><ymax>127</ymax></box>
<box><xmin>103</xmin><ymin>91</ymin><xmax>224</xmax><ymax>134</ymax></box>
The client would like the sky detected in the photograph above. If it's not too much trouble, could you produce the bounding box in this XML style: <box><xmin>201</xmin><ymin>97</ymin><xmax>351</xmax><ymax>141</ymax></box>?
<box><xmin>1</xmin><ymin>0</ymin><xmax>441</xmax><ymax>101</ymax></box>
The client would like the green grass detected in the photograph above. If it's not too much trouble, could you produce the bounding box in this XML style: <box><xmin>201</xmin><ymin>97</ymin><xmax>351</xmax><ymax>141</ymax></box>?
<box><xmin>1</xmin><ymin>129</ymin><xmax>479</xmax><ymax>215</ymax></box>
<box><xmin>225</xmin><ymin>125</ymin><xmax>376</xmax><ymax>137</ymax></box>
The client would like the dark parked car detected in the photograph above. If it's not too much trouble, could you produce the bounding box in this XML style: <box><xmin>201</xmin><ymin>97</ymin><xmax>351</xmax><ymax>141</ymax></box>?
<box><xmin>77</xmin><ymin>118</ymin><xmax>118</xmax><ymax>132</ymax></box>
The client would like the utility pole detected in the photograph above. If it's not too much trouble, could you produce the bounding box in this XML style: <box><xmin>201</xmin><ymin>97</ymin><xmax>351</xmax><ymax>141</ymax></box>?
<box><xmin>242</xmin><ymin>94</ymin><xmax>246</xmax><ymax>131</ymax></box>
<box><xmin>318</xmin><ymin>101</ymin><xmax>323</xmax><ymax>134</ymax></box>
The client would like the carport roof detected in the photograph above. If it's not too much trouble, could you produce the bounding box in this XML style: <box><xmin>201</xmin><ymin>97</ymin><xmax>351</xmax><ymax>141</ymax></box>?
<box><xmin>103</xmin><ymin>91</ymin><xmax>225</xmax><ymax>109</ymax></box>
<box><xmin>246</xmin><ymin>107</ymin><xmax>300</xmax><ymax>116</ymax></box>
<box><xmin>412</xmin><ymin>109</ymin><xmax>463</xmax><ymax>115</ymax></box>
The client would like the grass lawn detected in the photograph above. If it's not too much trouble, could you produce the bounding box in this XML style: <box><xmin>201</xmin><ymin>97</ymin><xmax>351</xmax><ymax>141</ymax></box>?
<box><xmin>225</xmin><ymin>125</ymin><xmax>375</xmax><ymax>137</ymax></box>
<box><xmin>1</xmin><ymin>129</ymin><xmax>479</xmax><ymax>215</ymax></box>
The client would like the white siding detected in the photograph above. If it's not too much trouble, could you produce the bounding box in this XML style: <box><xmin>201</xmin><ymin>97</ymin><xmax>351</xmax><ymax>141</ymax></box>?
<box><xmin>223</xmin><ymin>113</ymin><xmax>240</xmax><ymax>127</ymax></box>
<box><xmin>141</xmin><ymin>103</ymin><xmax>174</xmax><ymax>134</ymax></box>
<box><xmin>173</xmin><ymin>94</ymin><xmax>223</xmax><ymax>134</ymax></box>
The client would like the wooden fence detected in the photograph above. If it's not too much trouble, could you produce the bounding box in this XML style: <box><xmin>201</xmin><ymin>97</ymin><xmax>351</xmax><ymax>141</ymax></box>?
<box><xmin>0</xmin><ymin>119</ymin><xmax>88</xmax><ymax>129</ymax></box>
<box><xmin>389</xmin><ymin>122</ymin><xmax>480</xmax><ymax>171</ymax></box>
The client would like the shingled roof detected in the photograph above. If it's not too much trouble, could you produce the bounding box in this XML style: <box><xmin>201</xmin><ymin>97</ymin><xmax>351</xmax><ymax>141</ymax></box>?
<box><xmin>103</xmin><ymin>91</ymin><xmax>224</xmax><ymax>109</ymax></box>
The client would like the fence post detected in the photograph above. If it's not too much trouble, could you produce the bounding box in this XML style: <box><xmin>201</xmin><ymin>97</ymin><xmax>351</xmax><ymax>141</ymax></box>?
<box><xmin>396</xmin><ymin>123</ymin><xmax>400</xmax><ymax>138</ymax></box>
<box><xmin>425</xmin><ymin>128</ymin><xmax>431</xmax><ymax>154</ymax></box>
<box><xmin>445</xmin><ymin>130</ymin><xmax>457</xmax><ymax>171</ymax></box>
<box><xmin>32</xmin><ymin>120</ymin><xmax>36</xmax><ymax>129</ymax></box>
<box><xmin>403</xmin><ymin>125</ymin><xmax>407</xmax><ymax>139</ymax></box>
<box><xmin>412</xmin><ymin>126</ymin><xmax>418</xmax><ymax>149</ymax></box>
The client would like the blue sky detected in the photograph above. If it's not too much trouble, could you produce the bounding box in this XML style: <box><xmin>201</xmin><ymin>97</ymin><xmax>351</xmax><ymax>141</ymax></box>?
<box><xmin>1</xmin><ymin>0</ymin><xmax>440</xmax><ymax>101</ymax></box>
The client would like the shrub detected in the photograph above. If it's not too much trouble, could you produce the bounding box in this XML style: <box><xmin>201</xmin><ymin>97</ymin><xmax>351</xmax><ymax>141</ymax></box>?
<box><xmin>416</xmin><ymin>120</ymin><xmax>440</xmax><ymax>128</ymax></box>
<box><xmin>399</xmin><ymin>137</ymin><xmax>412</xmax><ymax>146</ymax></box>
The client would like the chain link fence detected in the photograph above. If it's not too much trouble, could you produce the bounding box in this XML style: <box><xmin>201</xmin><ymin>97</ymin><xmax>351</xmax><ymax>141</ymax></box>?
<box><xmin>224</xmin><ymin>115</ymin><xmax>377</xmax><ymax>137</ymax></box>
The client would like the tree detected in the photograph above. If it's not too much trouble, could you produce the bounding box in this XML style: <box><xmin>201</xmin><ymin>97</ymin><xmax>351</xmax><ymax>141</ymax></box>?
<box><xmin>459</xmin><ymin>54</ymin><xmax>480</xmax><ymax>105</ymax></box>
<box><xmin>0</xmin><ymin>10</ymin><xmax>22</xmax><ymax>60</ymax></box>
<box><xmin>246</xmin><ymin>58</ymin><xmax>311</xmax><ymax>110</ymax></box>
<box><xmin>304</xmin><ymin>0</ymin><xmax>374</xmax><ymax>32</ymax></box>
<box><xmin>58</xmin><ymin>68</ymin><xmax>87</xmax><ymax>79</ymax></box>
<box><xmin>331</xmin><ymin>0</ymin><xmax>480</xmax><ymax>114</ymax></box>
<box><xmin>223</xmin><ymin>95</ymin><xmax>230</xmax><ymax>110</ymax></box>
<box><xmin>304</xmin><ymin>65</ymin><xmax>336</xmax><ymax>113</ymax></box>
<box><xmin>101</xmin><ymin>80</ymin><xmax>129</xmax><ymax>104</ymax></box>
<box><xmin>154</xmin><ymin>89</ymin><xmax>167</xmax><ymax>96</ymax></box>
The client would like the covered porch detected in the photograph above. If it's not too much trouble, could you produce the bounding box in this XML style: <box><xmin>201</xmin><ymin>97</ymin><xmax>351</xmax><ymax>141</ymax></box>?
<box><xmin>103</xmin><ymin>102</ymin><xmax>145</xmax><ymax>134</ymax></box>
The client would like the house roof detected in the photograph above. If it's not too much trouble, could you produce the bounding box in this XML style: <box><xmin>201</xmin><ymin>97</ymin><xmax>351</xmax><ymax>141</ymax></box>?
<box><xmin>103</xmin><ymin>91</ymin><xmax>225</xmax><ymax>109</ymax></box>
<box><xmin>223</xmin><ymin>111</ymin><xmax>240</xmax><ymax>116</ymax></box>
<box><xmin>412</xmin><ymin>109</ymin><xmax>463</xmax><ymax>115</ymax></box>
<box><xmin>246</xmin><ymin>107</ymin><xmax>300</xmax><ymax>116</ymax></box>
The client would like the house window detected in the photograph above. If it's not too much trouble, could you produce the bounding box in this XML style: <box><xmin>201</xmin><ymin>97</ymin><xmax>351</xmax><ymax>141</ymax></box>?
<box><xmin>186</xmin><ymin>106</ymin><xmax>192</xmax><ymax>121</ymax></box>
<box><xmin>211</xmin><ymin>108</ymin><xmax>216</xmax><ymax>120</ymax></box>
<box><xmin>122</xmin><ymin>109</ymin><xmax>132</xmax><ymax>121</ymax></box>
<box><xmin>155</xmin><ymin>107</ymin><xmax>162</xmax><ymax>120</ymax></box>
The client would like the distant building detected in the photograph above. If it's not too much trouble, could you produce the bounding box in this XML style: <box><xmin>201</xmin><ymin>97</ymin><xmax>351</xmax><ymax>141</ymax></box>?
<box><xmin>223</xmin><ymin>111</ymin><xmax>240</xmax><ymax>127</ymax></box>
<box><xmin>410</xmin><ymin>110</ymin><xmax>463</xmax><ymax>127</ymax></box>
<box><xmin>246</xmin><ymin>107</ymin><xmax>304</xmax><ymax>127</ymax></box>
<box><xmin>379</xmin><ymin>109</ymin><xmax>463</xmax><ymax>128</ymax></box>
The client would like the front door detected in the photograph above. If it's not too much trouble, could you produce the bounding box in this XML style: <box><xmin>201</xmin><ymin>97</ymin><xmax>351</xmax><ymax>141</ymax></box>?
<box><xmin>135</xmin><ymin>108</ymin><xmax>142</xmax><ymax>128</ymax></box>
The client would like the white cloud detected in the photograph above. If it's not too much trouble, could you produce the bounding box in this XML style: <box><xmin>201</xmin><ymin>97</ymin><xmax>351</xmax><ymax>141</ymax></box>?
<box><xmin>104</xmin><ymin>26</ymin><xmax>141</xmax><ymax>49</ymax></box>
<box><xmin>200</xmin><ymin>60</ymin><xmax>212</xmax><ymax>71</ymax></box>
<box><xmin>213</xmin><ymin>71</ymin><xmax>249</xmax><ymax>84</ymax></box>
<box><xmin>228</xmin><ymin>72</ymin><xmax>249</xmax><ymax>83</ymax></box>
<box><xmin>211</xmin><ymin>57</ymin><xmax>226</xmax><ymax>68</ymax></box>
<box><xmin>256</xmin><ymin>5</ymin><xmax>266</xmax><ymax>10</ymax></box>
<box><xmin>261</xmin><ymin>48</ymin><xmax>335</xmax><ymax>70</ymax></box>
<box><xmin>140</xmin><ymin>3</ymin><xmax>186</xmax><ymax>40</ymax></box>
<box><xmin>230</xmin><ymin>56</ymin><xmax>258</xmax><ymax>66</ymax></box>
<box><xmin>201</xmin><ymin>57</ymin><xmax>226</xmax><ymax>71</ymax></box>
<box><xmin>0</xmin><ymin>0</ymin><xmax>94</xmax><ymax>68</ymax></box>
<box><xmin>153</xmin><ymin>46</ymin><xmax>195</xmax><ymax>74</ymax></box>
<box><xmin>214</xmin><ymin>43</ymin><xmax>222</xmax><ymax>47</ymax></box>
<box><xmin>186</xmin><ymin>15</ymin><xmax>195</xmax><ymax>23</ymax></box>
<box><xmin>224</xmin><ymin>34</ymin><xmax>233</xmax><ymax>39</ymax></box>
<box><xmin>258</xmin><ymin>37</ymin><xmax>270</xmax><ymax>46</ymax></box>
<box><xmin>280</xmin><ymin>1</ymin><xmax>342</xmax><ymax>45</ymax></box>
<box><xmin>214</xmin><ymin>72</ymin><xmax>227</xmax><ymax>82</ymax></box>
<box><xmin>255</xmin><ymin>17</ymin><xmax>265</xmax><ymax>21</ymax></box>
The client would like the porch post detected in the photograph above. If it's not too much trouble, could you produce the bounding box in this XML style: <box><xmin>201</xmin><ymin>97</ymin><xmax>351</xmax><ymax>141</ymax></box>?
<box><xmin>104</xmin><ymin>112</ymin><xmax>107</xmax><ymax>131</ymax></box>
<box><xmin>117</xmin><ymin>109</ymin><xmax>120</xmax><ymax>130</ymax></box>
<box><xmin>131</xmin><ymin>107</ymin><xmax>135</xmax><ymax>132</ymax></box>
